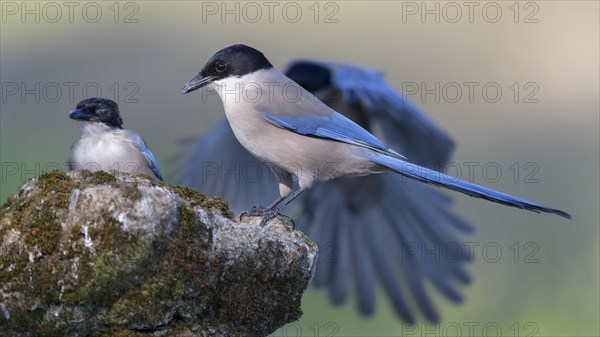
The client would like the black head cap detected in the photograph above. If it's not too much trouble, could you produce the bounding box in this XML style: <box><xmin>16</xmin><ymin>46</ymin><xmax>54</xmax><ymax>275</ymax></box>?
<box><xmin>69</xmin><ymin>98</ymin><xmax>123</xmax><ymax>128</ymax></box>
<box><xmin>285</xmin><ymin>61</ymin><xmax>332</xmax><ymax>93</ymax></box>
<box><xmin>203</xmin><ymin>44</ymin><xmax>273</xmax><ymax>79</ymax></box>
<box><xmin>181</xmin><ymin>44</ymin><xmax>273</xmax><ymax>94</ymax></box>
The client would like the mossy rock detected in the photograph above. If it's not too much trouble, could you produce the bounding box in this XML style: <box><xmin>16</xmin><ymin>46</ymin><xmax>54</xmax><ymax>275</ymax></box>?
<box><xmin>0</xmin><ymin>170</ymin><xmax>317</xmax><ymax>336</ymax></box>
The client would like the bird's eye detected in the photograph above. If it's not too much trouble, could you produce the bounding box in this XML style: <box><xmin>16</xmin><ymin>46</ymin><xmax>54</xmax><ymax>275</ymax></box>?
<box><xmin>215</xmin><ymin>62</ymin><xmax>227</xmax><ymax>73</ymax></box>
<box><xmin>98</xmin><ymin>108</ymin><xmax>109</xmax><ymax>115</ymax></box>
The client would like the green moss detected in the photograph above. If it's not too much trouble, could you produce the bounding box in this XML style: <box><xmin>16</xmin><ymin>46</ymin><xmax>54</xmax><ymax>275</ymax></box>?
<box><xmin>106</xmin><ymin>277</ymin><xmax>185</xmax><ymax>325</ymax></box>
<box><xmin>162</xmin><ymin>205</ymin><xmax>210</xmax><ymax>279</ymax></box>
<box><xmin>62</xmin><ymin>214</ymin><xmax>151</xmax><ymax>307</ymax></box>
<box><xmin>208</xmin><ymin>196</ymin><xmax>233</xmax><ymax>219</ymax></box>
<box><xmin>0</xmin><ymin>234</ymin><xmax>28</xmax><ymax>284</ymax></box>
<box><xmin>102</xmin><ymin>205</ymin><xmax>210</xmax><ymax>328</ymax></box>
<box><xmin>1</xmin><ymin>171</ymin><xmax>71</xmax><ymax>258</ymax></box>
<box><xmin>171</xmin><ymin>185</ymin><xmax>208</xmax><ymax>206</ymax></box>
<box><xmin>28</xmin><ymin>258</ymin><xmax>63</xmax><ymax>303</ymax></box>
<box><xmin>171</xmin><ymin>185</ymin><xmax>233</xmax><ymax>219</ymax></box>
<box><xmin>1</xmin><ymin>210</ymin><xmax>65</xmax><ymax>315</ymax></box>
<box><xmin>81</xmin><ymin>170</ymin><xmax>117</xmax><ymax>185</ymax></box>
<box><xmin>1</xmin><ymin>193</ymin><xmax>26</xmax><ymax>231</ymax></box>
<box><xmin>37</xmin><ymin>170</ymin><xmax>71</xmax><ymax>189</ymax></box>
<box><xmin>133</xmin><ymin>173</ymin><xmax>157</xmax><ymax>181</ymax></box>
<box><xmin>1</xmin><ymin>194</ymin><xmax>15</xmax><ymax>214</ymax></box>
<box><xmin>12</xmin><ymin>172</ymin><xmax>74</xmax><ymax>257</ymax></box>
<box><xmin>24</xmin><ymin>206</ymin><xmax>61</xmax><ymax>254</ymax></box>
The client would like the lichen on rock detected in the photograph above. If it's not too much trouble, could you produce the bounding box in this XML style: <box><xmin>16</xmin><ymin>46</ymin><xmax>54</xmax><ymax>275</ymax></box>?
<box><xmin>0</xmin><ymin>170</ymin><xmax>317</xmax><ymax>336</ymax></box>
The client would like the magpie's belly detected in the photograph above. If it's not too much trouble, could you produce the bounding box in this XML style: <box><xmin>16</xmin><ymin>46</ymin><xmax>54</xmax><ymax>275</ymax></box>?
<box><xmin>70</xmin><ymin>139</ymin><xmax>145</xmax><ymax>176</ymax></box>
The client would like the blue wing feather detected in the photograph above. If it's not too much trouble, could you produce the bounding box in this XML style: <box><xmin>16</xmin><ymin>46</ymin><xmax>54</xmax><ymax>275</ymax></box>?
<box><xmin>127</xmin><ymin>132</ymin><xmax>163</xmax><ymax>181</ymax></box>
<box><xmin>141</xmin><ymin>147</ymin><xmax>163</xmax><ymax>181</ymax></box>
<box><xmin>260</xmin><ymin>111</ymin><xmax>406</xmax><ymax>159</ymax></box>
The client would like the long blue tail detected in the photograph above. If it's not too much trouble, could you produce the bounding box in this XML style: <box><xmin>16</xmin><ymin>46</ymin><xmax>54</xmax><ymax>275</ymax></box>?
<box><xmin>370</xmin><ymin>154</ymin><xmax>571</xmax><ymax>219</ymax></box>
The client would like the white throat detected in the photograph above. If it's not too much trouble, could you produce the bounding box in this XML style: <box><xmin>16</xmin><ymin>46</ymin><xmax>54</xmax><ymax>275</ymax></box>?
<box><xmin>79</xmin><ymin>122</ymin><xmax>115</xmax><ymax>137</ymax></box>
<box><xmin>211</xmin><ymin>69</ymin><xmax>281</xmax><ymax>104</ymax></box>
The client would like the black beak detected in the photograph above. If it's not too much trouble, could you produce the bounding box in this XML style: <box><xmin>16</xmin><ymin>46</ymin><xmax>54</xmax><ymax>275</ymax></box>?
<box><xmin>69</xmin><ymin>109</ymin><xmax>93</xmax><ymax>121</ymax></box>
<box><xmin>181</xmin><ymin>74</ymin><xmax>215</xmax><ymax>94</ymax></box>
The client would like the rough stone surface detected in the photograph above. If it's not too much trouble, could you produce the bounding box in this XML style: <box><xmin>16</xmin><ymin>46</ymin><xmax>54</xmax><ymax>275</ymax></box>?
<box><xmin>0</xmin><ymin>171</ymin><xmax>317</xmax><ymax>337</ymax></box>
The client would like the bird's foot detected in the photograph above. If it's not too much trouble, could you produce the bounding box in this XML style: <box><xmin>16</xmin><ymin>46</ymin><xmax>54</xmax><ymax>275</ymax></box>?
<box><xmin>260</xmin><ymin>212</ymin><xmax>295</xmax><ymax>229</ymax></box>
<box><xmin>240</xmin><ymin>205</ymin><xmax>270</xmax><ymax>217</ymax></box>
<box><xmin>239</xmin><ymin>206</ymin><xmax>296</xmax><ymax>229</ymax></box>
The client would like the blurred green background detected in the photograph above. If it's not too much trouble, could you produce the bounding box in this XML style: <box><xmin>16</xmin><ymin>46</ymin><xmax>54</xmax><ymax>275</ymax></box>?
<box><xmin>1</xmin><ymin>1</ymin><xmax>598</xmax><ymax>336</ymax></box>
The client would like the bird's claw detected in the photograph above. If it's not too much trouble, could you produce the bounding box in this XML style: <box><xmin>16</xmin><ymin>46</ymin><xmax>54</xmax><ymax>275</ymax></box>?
<box><xmin>258</xmin><ymin>212</ymin><xmax>296</xmax><ymax>229</ymax></box>
<box><xmin>239</xmin><ymin>206</ymin><xmax>296</xmax><ymax>229</ymax></box>
<box><xmin>239</xmin><ymin>205</ymin><xmax>269</xmax><ymax>217</ymax></box>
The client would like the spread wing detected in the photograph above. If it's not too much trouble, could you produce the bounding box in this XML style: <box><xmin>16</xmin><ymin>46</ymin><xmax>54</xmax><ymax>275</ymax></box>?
<box><xmin>307</xmin><ymin>60</ymin><xmax>455</xmax><ymax>167</ymax></box>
